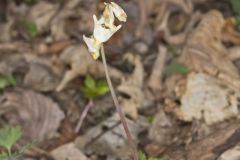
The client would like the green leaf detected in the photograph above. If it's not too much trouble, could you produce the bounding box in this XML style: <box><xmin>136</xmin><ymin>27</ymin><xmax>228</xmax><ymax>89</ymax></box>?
<box><xmin>19</xmin><ymin>20</ymin><xmax>38</xmax><ymax>38</ymax></box>
<box><xmin>0</xmin><ymin>152</ymin><xmax>8</xmax><ymax>160</ymax></box>
<box><xmin>96</xmin><ymin>80</ymin><xmax>109</xmax><ymax>96</ymax></box>
<box><xmin>231</xmin><ymin>0</ymin><xmax>240</xmax><ymax>15</ymax></box>
<box><xmin>166</xmin><ymin>63</ymin><xmax>189</xmax><ymax>74</ymax></box>
<box><xmin>147</xmin><ymin>114</ymin><xmax>155</xmax><ymax>123</ymax></box>
<box><xmin>0</xmin><ymin>77</ymin><xmax>10</xmax><ymax>90</ymax></box>
<box><xmin>0</xmin><ymin>74</ymin><xmax>17</xmax><ymax>90</ymax></box>
<box><xmin>235</xmin><ymin>15</ymin><xmax>240</xmax><ymax>30</ymax></box>
<box><xmin>7</xmin><ymin>75</ymin><xmax>17</xmax><ymax>86</ymax></box>
<box><xmin>0</xmin><ymin>126</ymin><xmax>22</xmax><ymax>153</ymax></box>
<box><xmin>138</xmin><ymin>150</ymin><xmax>147</xmax><ymax>160</ymax></box>
<box><xmin>9</xmin><ymin>142</ymin><xmax>33</xmax><ymax>160</ymax></box>
<box><xmin>80</xmin><ymin>75</ymin><xmax>109</xmax><ymax>99</ymax></box>
<box><xmin>84</xmin><ymin>75</ymin><xmax>96</xmax><ymax>89</ymax></box>
<box><xmin>80</xmin><ymin>86</ymin><xmax>97</xmax><ymax>99</ymax></box>
<box><xmin>138</xmin><ymin>150</ymin><xmax>169</xmax><ymax>160</ymax></box>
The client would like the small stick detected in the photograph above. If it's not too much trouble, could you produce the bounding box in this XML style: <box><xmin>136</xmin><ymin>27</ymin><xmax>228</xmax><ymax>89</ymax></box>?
<box><xmin>100</xmin><ymin>45</ymin><xmax>138</xmax><ymax>160</ymax></box>
<box><xmin>75</xmin><ymin>99</ymin><xmax>93</xmax><ymax>133</ymax></box>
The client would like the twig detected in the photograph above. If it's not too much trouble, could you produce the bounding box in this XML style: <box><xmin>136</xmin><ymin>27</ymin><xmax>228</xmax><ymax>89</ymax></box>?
<box><xmin>75</xmin><ymin>99</ymin><xmax>93</xmax><ymax>133</ymax></box>
<box><xmin>147</xmin><ymin>44</ymin><xmax>167</xmax><ymax>95</ymax></box>
<box><xmin>100</xmin><ymin>45</ymin><xmax>138</xmax><ymax>160</ymax></box>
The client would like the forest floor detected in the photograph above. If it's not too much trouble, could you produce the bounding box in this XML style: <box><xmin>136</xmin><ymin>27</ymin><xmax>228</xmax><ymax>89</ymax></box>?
<box><xmin>1</xmin><ymin>0</ymin><xmax>240</xmax><ymax>160</ymax></box>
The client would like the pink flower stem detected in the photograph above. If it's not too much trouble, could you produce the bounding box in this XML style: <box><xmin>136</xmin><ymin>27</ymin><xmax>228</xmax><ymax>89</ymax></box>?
<box><xmin>75</xmin><ymin>99</ymin><xmax>93</xmax><ymax>133</ymax></box>
<box><xmin>100</xmin><ymin>45</ymin><xmax>138</xmax><ymax>160</ymax></box>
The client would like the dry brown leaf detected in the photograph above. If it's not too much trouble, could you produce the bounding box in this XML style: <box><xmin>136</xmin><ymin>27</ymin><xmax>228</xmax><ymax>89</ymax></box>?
<box><xmin>148</xmin><ymin>107</ymin><xmax>174</xmax><ymax>145</ymax></box>
<box><xmin>28</xmin><ymin>1</ymin><xmax>59</xmax><ymax>34</ymax></box>
<box><xmin>179</xmin><ymin>10</ymin><xmax>240</xmax><ymax>88</ymax></box>
<box><xmin>1</xmin><ymin>88</ymin><xmax>65</xmax><ymax>141</ymax></box>
<box><xmin>159</xmin><ymin>0</ymin><xmax>193</xmax><ymax>14</ymax></box>
<box><xmin>228</xmin><ymin>46</ymin><xmax>240</xmax><ymax>61</ymax></box>
<box><xmin>0</xmin><ymin>20</ymin><xmax>13</xmax><ymax>42</ymax></box>
<box><xmin>75</xmin><ymin>113</ymin><xmax>143</xmax><ymax>159</ymax></box>
<box><xmin>24</xmin><ymin>62</ymin><xmax>60</xmax><ymax>92</ymax></box>
<box><xmin>117</xmin><ymin>53</ymin><xmax>144</xmax><ymax>119</ymax></box>
<box><xmin>219</xmin><ymin>144</ymin><xmax>240</xmax><ymax>160</ymax></box>
<box><xmin>50</xmin><ymin>143</ymin><xmax>89</xmax><ymax>160</ymax></box>
<box><xmin>57</xmin><ymin>45</ymin><xmax>123</xmax><ymax>91</ymax></box>
<box><xmin>222</xmin><ymin>18</ymin><xmax>240</xmax><ymax>45</ymax></box>
<box><xmin>147</xmin><ymin>45</ymin><xmax>167</xmax><ymax>96</ymax></box>
<box><xmin>175</xmin><ymin>73</ymin><xmax>240</xmax><ymax>125</ymax></box>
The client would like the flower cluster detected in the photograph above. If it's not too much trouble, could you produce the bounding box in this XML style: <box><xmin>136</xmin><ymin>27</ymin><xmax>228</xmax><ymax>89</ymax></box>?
<box><xmin>83</xmin><ymin>2</ymin><xmax>127</xmax><ymax>59</ymax></box>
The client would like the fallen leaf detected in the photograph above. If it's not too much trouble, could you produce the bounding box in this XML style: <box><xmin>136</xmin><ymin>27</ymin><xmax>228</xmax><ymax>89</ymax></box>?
<box><xmin>219</xmin><ymin>144</ymin><xmax>240</xmax><ymax>160</ymax></box>
<box><xmin>175</xmin><ymin>73</ymin><xmax>240</xmax><ymax>125</ymax></box>
<box><xmin>222</xmin><ymin>17</ymin><xmax>240</xmax><ymax>45</ymax></box>
<box><xmin>57</xmin><ymin>45</ymin><xmax>123</xmax><ymax>91</ymax></box>
<box><xmin>148</xmin><ymin>107</ymin><xmax>174</xmax><ymax>145</ymax></box>
<box><xmin>179</xmin><ymin>10</ymin><xmax>240</xmax><ymax>88</ymax></box>
<box><xmin>117</xmin><ymin>53</ymin><xmax>144</xmax><ymax>119</ymax></box>
<box><xmin>75</xmin><ymin>113</ymin><xmax>144</xmax><ymax>159</ymax></box>
<box><xmin>1</xmin><ymin>88</ymin><xmax>65</xmax><ymax>141</ymax></box>
<box><xmin>147</xmin><ymin>45</ymin><xmax>167</xmax><ymax>96</ymax></box>
<box><xmin>24</xmin><ymin>62</ymin><xmax>60</xmax><ymax>92</ymax></box>
<box><xmin>28</xmin><ymin>1</ymin><xmax>58</xmax><ymax>34</ymax></box>
<box><xmin>50</xmin><ymin>143</ymin><xmax>89</xmax><ymax>160</ymax></box>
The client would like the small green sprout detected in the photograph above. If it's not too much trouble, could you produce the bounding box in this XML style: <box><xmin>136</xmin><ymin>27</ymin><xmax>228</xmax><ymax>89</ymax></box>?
<box><xmin>166</xmin><ymin>63</ymin><xmax>189</xmax><ymax>75</ymax></box>
<box><xmin>19</xmin><ymin>20</ymin><xmax>38</xmax><ymax>38</ymax></box>
<box><xmin>0</xmin><ymin>74</ymin><xmax>16</xmax><ymax>90</ymax></box>
<box><xmin>147</xmin><ymin>114</ymin><xmax>155</xmax><ymax>123</ymax></box>
<box><xmin>0</xmin><ymin>126</ymin><xmax>21</xmax><ymax>156</ymax></box>
<box><xmin>80</xmin><ymin>74</ymin><xmax>109</xmax><ymax>99</ymax></box>
<box><xmin>138</xmin><ymin>150</ymin><xmax>169</xmax><ymax>160</ymax></box>
<box><xmin>0</xmin><ymin>126</ymin><xmax>31</xmax><ymax>160</ymax></box>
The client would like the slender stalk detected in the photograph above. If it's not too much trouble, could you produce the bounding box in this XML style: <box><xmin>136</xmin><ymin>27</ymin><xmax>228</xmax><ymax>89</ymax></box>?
<box><xmin>7</xmin><ymin>147</ymin><xmax>11</xmax><ymax>157</ymax></box>
<box><xmin>75</xmin><ymin>99</ymin><xmax>93</xmax><ymax>133</ymax></box>
<box><xmin>100</xmin><ymin>45</ymin><xmax>138</xmax><ymax>160</ymax></box>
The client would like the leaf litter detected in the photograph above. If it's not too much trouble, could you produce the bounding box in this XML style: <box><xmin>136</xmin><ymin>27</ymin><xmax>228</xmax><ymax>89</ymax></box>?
<box><xmin>1</xmin><ymin>0</ymin><xmax>240</xmax><ymax>159</ymax></box>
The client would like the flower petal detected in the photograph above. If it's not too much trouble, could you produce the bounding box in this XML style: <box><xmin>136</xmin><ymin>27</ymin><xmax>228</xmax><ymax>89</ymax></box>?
<box><xmin>83</xmin><ymin>35</ymin><xmax>96</xmax><ymax>52</ymax></box>
<box><xmin>83</xmin><ymin>35</ymin><xmax>101</xmax><ymax>59</ymax></box>
<box><xmin>93</xmin><ymin>15</ymin><xmax>122</xmax><ymax>42</ymax></box>
<box><xmin>103</xmin><ymin>3</ymin><xmax>115</xmax><ymax>29</ymax></box>
<box><xmin>110</xmin><ymin>2</ymin><xmax>127</xmax><ymax>22</ymax></box>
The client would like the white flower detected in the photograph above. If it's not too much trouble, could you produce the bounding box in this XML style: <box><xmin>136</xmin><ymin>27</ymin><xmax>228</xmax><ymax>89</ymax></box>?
<box><xmin>93</xmin><ymin>15</ymin><xmax>122</xmax><ymax>43</ymax></box>
<box><xmin>83</xmin><ymin>35</ymin><xmax>101</xmax><ymax>60</ymax></box>
<box><xmin>102</xmin><ymin>3</ymin><xmax>115</xmax><ymax>29</ymax></box>
<box><xmin>110</xmin><ymin>2</ymin><xmax>127</xmax><ymax>22</ymax></box>
<box><xmin>83</xmin><ymin>2</ymin><xmax>127</xmax><ymax>60</ymax></box>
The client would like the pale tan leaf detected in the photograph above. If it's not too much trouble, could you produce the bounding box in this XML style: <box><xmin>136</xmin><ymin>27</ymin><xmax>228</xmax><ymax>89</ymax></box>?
<box><xmin>2</xmin><ymin>88</ymin><xmax>65</xmax><ymax>141</ymax></box>
<box><xmin>57</xmin><ymin>45</ymin><xmax>123</xmax><ymax>91</ymax></box>
<box><xmin>117</xmin><ymin>53</ymin><xmax>144</xmax><ymax>119</ymax></box>
<box><xmin>179</xmin><ymin>10</ymin><xmax>240</xmax><ymax>88</ymax></box>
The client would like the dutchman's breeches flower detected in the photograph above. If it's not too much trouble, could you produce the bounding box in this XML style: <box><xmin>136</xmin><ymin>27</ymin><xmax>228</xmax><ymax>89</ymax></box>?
<box><xmin>82</xmin><ymin>3</ymin><xmax>138</xmax><ymax>160</ymax></box>
<box><xmin>83</xmin><ymin>2</ymin><xmax>127</xmax><ymax>60</ymax></box>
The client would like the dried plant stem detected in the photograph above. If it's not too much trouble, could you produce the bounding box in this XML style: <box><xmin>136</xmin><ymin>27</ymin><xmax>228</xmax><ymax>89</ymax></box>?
<box><xmin>100</xmin><ymin>45</ymin><xmax>138</xmax><ymax>160</ymax></box>
<box><xmin>75</xmin><ymin>99</ymin><xmax>93</xmax><ymax>133</ymax></box>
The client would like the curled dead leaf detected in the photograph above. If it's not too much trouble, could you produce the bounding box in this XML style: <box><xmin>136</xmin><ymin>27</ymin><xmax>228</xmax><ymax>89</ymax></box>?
<box><xmin>1</xmin><ymin>88</ymin><xmax>65</xmax><ymax>141</ymax></box>
<box><xmin>179</xmin><ymin>10</ymin><xmax>240</xmax><ymax>88</ymax></box>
